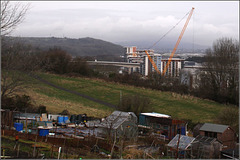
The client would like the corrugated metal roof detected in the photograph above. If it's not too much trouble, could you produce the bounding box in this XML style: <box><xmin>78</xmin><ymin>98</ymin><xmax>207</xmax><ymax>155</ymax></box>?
<box><xmin>141</xmin><ymin>112</ymin><xmax>171</xmax><ymax>118</ymax></box>
<box><xmin>199</xmin><ymin>123</ymin><xmax>229</xmax><ymax>133</ymax></box>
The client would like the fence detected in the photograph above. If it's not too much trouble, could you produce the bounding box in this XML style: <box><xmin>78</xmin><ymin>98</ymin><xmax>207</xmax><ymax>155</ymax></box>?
<box><xmin>1</xmin><ymin>129</ymin><xmax>114</xmax><ymax>152</ymax></box>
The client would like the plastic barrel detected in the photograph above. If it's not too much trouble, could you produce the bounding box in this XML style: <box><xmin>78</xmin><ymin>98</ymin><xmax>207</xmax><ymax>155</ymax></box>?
<box><xmin>76</xmin><ymin>115</ymin><xmax>82</xmax><ymax>124</ymax></box>
<box><xmin>57</xmin><ymin>116</ymin><xmax>64</xmax><ymax>123</ymax></box>
<box><xmin>181</xmin><ymin>127</ymin><xmax>186</xmax><ymax>135</ymax></box>
<box><xmin>14</xmin><ymin>123</ymin><xmax>23</xmax><ymax>131</ymax></box>
<box><xmin>39</xmin><ymin>129</ymin><xmax>49</xmax><ymax>136</ymax></box>
<box><xmin>63</xmin><ymin>116</ymin><xmax>68</xmax><ymax>123</ymax></box>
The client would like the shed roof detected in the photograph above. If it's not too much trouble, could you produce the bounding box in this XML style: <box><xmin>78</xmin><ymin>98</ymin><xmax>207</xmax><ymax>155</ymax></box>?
<box><xmin>194</xmin><ymin>135</ymin><xmax>219</xmax><ymax>144</ymax></box>
<box><xmin>14</xmin><ymin>112</ymin><xmax>41</xmax><ymax>120</ymax></box>
<box><xmin>98</xmin><ymin>111</ymin><xmax>137</xmax><ymax>129</ymax></box>
<box><xmin>167</xmin><ymin>134</ymin><xmax>195</xmax><ymax>150</ymax></box>
<box><xmin>199</xmin><ymin>123</ymin><xmax>229</xmax><ymax>133</ymax></box>
<box><xmin>140</xmin><ymin>112</ymin><xmax>171</xmax><ymax>118</ymax></box>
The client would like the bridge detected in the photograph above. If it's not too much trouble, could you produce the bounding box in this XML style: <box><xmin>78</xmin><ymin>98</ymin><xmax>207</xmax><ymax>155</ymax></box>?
<box><xmin>87</xmin><ymin>61</ymin><xmax>140</xmax><ymax>67</ymax></box>
<box><xmin>87</xmin><ymin>61</ymin><xmax>140</xmax><ymax>74</ymax></box>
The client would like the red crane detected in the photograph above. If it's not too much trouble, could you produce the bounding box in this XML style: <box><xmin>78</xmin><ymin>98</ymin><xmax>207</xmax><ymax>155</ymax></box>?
<box><xmin>162</xmin><ymin>7</ymin><xmax>195</xmax><ymax>76</ymax></box>
<box><xmin>144</xmin><ymin>7</ymin><xmax>195</xmax><ymax>76</ymax></box>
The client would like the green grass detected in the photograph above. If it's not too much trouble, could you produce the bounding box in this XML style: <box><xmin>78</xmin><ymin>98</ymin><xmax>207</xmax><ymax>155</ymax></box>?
<box><xmin>1</xmin><ymin>136</ymin><xmax>90</xmax><ymax>159</ymax></box>
<box><xmin>1</xmin><ymin>136</ymin><xmax>51</xmax><ymax>158</ymax></box>
<box><xmin>23</xmin><ymin>72</ymin><xmax>234</xmax><ymax>122</ymax></box>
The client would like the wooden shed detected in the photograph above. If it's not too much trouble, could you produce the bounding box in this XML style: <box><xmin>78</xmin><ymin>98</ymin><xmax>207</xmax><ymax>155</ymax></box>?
<box><xmin>199</xmin><ymin>123</ymin><xmax>237</xmax><ymax>150</ymax></box>
<box><xmin>139</xmin><ymin>112</ymin><xmax>186</xmax><ymax>140</ymax></box>
<box><xmin>1</xmin><ymin>109</ymin><xmax>16</xmax><ymax>130</ymax></box>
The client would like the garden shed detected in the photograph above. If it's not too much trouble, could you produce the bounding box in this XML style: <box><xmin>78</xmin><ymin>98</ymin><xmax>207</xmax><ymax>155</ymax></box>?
<box><xmin>139</xmin><ymin>112</ymin><xmax>186</xmax><ymax>140</ymax></box>
<box><xmin>199</xmin><ymin>123</ymin><xmax>237</xmax><ymax>150</ymax></box>
<box><xmin>97</xmin><ymin>111</ymin><xmax>138</xmax><ymax>139</ymax></box>
<box><xmin>1</xmin><ymin>109</ymin><xmax>15</xmax><ymax>129</ymax></box>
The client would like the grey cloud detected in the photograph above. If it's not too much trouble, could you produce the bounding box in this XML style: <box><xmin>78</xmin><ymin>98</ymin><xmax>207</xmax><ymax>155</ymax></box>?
<box><xmin>12</xmin><ymin>1</ymin><xmax>239</xmax><ymax>47</ymax></box>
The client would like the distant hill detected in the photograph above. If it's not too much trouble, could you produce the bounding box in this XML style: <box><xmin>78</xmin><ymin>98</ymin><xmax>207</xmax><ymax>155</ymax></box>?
<box><xmin>3</xmin><ymin>36</ymin><xmax>125</xmax><ymax>57</ymax></box>
<box><xmin>115</xmin><ymin>40</ymin><xmax>209</xmax><ymax>53</ymax></box>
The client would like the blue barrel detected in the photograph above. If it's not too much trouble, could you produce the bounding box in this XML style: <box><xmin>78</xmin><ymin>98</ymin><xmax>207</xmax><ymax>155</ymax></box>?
<box><xmin>63</xmin><ymin>116</ymin><xmax>68</xmax><ymax>123</ymax></box>
<box><xmin>14</xmin><ymin>123</ymin><xmax>23</xmax><ymax>131</ymax></box>
<box><xmin>39</xmin><ymin>129</ymin><xmax>49</xmax><ymax>136</ymax></box>
<box><xmin>57</xmin><ymin>116</ymin><xmax>64</xmax><ymax>123</ymax></box>
<box><xmin>181</xmin><ymin>127</ymin><xmax>186</xmax><ymax>135</ymax></box>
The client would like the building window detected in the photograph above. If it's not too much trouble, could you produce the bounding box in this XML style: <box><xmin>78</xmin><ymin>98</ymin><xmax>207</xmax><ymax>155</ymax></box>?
<box><xmin>205</xmin><ymin>131</ymin><xmax>217</xmax><ymax>138</ymax></box>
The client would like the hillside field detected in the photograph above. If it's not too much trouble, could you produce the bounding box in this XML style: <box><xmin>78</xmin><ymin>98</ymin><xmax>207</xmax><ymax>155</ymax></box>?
<box><xmin>23</xmin><ymin>72</ymin><xmax>232</xmax><ymax>123</ymax></box>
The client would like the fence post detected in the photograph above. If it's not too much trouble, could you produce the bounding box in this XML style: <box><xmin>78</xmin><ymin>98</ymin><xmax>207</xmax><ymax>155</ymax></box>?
<box><xmin>17</xmin><ymin>144</ymin><xmax>20</xmax><ymax>157</ymax></box>
<box><xmin>58</xmin><ymin>147</ymin><xmax>61</xmax><ymax>159</ymax></box>
<box><xmin>3</xmin><ymin>149</ymin><xmax>5</xmax><ymax>159</ymax></box>
<box><xmin>33</xmin><ymin>134</ymin><xmax>37</xmax><ymax>157</ymax></box>
<box><xmin>51</xmin><ymin>144</ymin><xmax>54</xmax><ymax>158</ymax></box>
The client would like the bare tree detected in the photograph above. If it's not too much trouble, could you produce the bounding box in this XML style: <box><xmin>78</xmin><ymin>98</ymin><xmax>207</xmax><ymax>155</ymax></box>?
<box><xmin>1</xmin><ymin>1</ymin><xmax>35</xmax><ymax>112</ymax></box>
<box><xmin>215</xmin><ymin>107</ymin><xmax>239</xmax><ymax>135</ymax></box>
<box><xmin>199</xmin><ymin>37</ymin><xmax>239</xmax><ymax>105</ymax></box>
<box><xmin>1</xmin><ymin>0</ymin><xmax>30</xmax><ymax>36</ymax></box>
<box><xmin>1</xmin><ymin>39</ymin><xmax>41</xmax><ymax>99</ymax></box>
<box><xmin>39</xmin><ymin>47</ymin><xmax>72</xmax><ymax>74</ymax></box>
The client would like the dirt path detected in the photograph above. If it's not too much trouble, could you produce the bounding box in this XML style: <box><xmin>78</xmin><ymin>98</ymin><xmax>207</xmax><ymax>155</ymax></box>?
<box><xmin>29</xmin><ymin>73</ymin><xmax>117</xmax><ymax>109</ymax></box>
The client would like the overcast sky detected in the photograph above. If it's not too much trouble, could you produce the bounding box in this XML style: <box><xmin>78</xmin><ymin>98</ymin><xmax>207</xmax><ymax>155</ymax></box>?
<box><xmin>12</xmin><ymin>1</ymin><xmax>239</xmax><ymax>47</ymax></box>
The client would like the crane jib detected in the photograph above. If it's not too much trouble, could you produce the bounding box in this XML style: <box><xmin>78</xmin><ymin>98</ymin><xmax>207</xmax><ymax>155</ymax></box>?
<box><xmin>162</xmin><ymin>7</ymin><xmax>195</xmax><ymax>76</ymax></box>
<box><xmin>144</xmin><ymin>7</ymin><xmax>195</xmax><ymax>76</ymax></box>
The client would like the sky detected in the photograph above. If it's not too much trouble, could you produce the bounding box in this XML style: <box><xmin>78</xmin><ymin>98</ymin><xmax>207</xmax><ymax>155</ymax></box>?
<box><xmin>12</xmin><ymin>1</ymin><xmax>239</xmax><ymax>47</ymax></box>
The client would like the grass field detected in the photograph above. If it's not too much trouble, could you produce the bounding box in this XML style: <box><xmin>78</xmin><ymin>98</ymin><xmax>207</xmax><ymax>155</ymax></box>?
<box><xmin>23</xmin><ymin>72</ymin><xmax>234</xmax><ymax>123</ymax></box>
